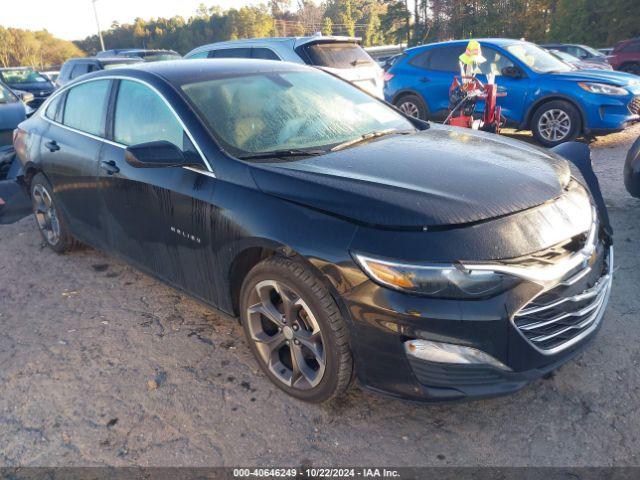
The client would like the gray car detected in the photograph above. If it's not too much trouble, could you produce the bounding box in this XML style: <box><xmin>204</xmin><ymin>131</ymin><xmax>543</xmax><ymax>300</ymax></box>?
<box><xmin>185</xmin><ymin>36</ymin><xmax>384</xmax><ymax>98</ymax></box>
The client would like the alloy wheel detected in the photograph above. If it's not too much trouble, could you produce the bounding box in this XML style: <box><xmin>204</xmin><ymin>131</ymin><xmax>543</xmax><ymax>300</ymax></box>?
<box><xmin>398</xmin><ymin>101</ymin><xmax>420</xmax><ymax>118</ymax></box>
<box><xmin>32</xmin><ymin>184</ymin><xmax>60</xmax><ymax>245</ymax></box>
<box><xmin>538</xmin><ymin>109</ymin><xmax>572</xmax><ymax>142</ymax></box>
<box><xmin>246</xmin><ymin>280</ymin><xmax>326</xmax><ymax>390</ymax></box>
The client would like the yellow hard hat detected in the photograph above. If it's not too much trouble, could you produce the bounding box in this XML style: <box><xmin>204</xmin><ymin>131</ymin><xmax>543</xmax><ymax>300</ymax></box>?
<box><xmin>459</xmin><ymin>40</ymin><xmax>487</xmax><ymax>65</ymax></box>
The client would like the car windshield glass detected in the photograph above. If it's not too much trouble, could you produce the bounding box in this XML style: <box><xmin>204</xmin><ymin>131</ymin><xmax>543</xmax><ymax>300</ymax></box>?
<box><xmin>0</xmin><ymin>69</ymin><xmax>48</xmax><ymax>84</ymax></box>
<box><xmin>581</xmin><ymin>45</ymin><xmax>605</xmax><ymax>57</ymax></box>
<box><xmin>550</xmin><ymin>49</ymin><xmax>578</xmax><ymax>62</ymax></box>
<box><xmin>506</xmin><ymin>42</ymin><xmax>572</xmax><ymax>73</ymax></box>
<box><xmin>0</xmin><ymin>83</ymin><xmax>18</xmax><ymax>103</ymax></box>
<box><xmin>304</xmin><ymin>42</ymin><xmax>375</xmax><ymax>68</ymax></box>
<box><xmin>181</xmin><ymin>69</ymin><xmax>414</xmax><ymax>157</ymax></box>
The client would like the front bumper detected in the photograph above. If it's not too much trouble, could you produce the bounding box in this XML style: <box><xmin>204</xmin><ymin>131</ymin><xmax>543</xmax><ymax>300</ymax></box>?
<box><xmin>341</xmin><ymin>243</ymin><xmax>613</xmax><ymax>402</ymax></box>
<box><xmin>582</xmin><ymin>90</ymin><xmax>640</xmax><ymax>133</ymax></box>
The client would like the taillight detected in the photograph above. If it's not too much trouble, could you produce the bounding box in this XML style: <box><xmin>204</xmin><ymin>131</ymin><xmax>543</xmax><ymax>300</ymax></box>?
<box><xmin>13</xmin><ymin>128</ymin><xmax>27</xmax><ymax>159</ymax></box>
<box><xmin>383</xmin><ymin>72</ymin><xmax>394</xmax><ymax>82</ymax></box>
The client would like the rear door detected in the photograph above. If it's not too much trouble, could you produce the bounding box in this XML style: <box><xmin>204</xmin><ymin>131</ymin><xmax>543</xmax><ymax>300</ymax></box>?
<box><xmin>408</xmin><ymin>45</ymin><xmax>465</xmax><ymax>120</ymax></box>
<box><xmin>39</xmin><ymin>79</ymin><xmax>112</xmax><ymax>246</ymax></box>
<box><xmin>98</xmin><ymin>78</ymin><xmax>219</xmax><ymax>304</ymax></box>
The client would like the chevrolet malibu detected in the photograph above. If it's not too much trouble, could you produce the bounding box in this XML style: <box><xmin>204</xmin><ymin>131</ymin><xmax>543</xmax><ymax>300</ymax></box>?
<box><xmin>14</xmin><ymin>60</ymin><xmax>613</xmax><ymax>403</ymax></box>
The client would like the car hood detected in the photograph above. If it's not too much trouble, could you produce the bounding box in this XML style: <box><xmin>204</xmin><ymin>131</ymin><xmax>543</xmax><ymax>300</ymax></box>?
<box><xmin>6</xmin><ymin>82</ymin><xmax>54</xmax><ymax>94</ymax></box>
<box><xmin>0</xmin><ymin>102</ymin><xmax>26</xmax><ymax>131</ymax></box>
<box><xmin>250</xmin><ymin>126</ymin><xmax>571</xmax><ymax>229</ymax></box>
<box><xmin>544</xmin><ymin>69</ymin><xmax>640</xmax><ymax>86</ymax></box>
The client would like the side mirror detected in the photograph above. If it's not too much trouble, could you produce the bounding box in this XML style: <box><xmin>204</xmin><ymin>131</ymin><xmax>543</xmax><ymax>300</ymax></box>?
<box><xmin>501</xmin><ymin>66</ymin><xmax>523</xmax><ymax>78</ymax></box>
<box><xmin>124</xmin><ymin>140</ymin><xmax>195</xmax><ymax>168</ymax></box>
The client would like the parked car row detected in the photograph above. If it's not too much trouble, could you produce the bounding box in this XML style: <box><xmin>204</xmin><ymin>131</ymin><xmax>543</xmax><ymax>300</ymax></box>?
<box><xmin>384</xmin><ymin>39</ymin><xmax>640</xmax><ymax>146</ymax></box>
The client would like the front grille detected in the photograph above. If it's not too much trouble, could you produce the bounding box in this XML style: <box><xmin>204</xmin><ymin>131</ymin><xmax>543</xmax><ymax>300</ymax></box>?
<box><xmin>513</xmin><ymin>246</ymin><xmax>612</xmax><ymax>354</ymax></box>
<box><xmin>629</xmin><ymin>96</ymin><xmax>640</xmax><ymax>115</ymax></box>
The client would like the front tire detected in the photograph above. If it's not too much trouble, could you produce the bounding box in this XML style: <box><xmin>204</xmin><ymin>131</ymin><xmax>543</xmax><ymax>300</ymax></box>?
<box><xmin>531</xmin><ymin>100</ymin><xmax>581</xmax><ymax>147</ymax></box>
<box><xmin>30</xmin><ymin>173</ymin><xmax>78</xmax><ymax>253</ymax></box>
<box><xmin>239</xmin><ymin>256</ymin><xmax>353</xmax><ymax>402</ymax></box>
<box><xmin>394</xmin><ymin>94</ymin><xmax>428</xmax><ymax>120</ymax></box>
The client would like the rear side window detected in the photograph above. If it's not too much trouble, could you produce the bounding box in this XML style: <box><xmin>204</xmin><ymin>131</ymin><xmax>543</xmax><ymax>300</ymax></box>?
<box><xmin>113</xmin><ymin>80</ymin><xmax>184</xmax><ymax>148</ymax></box>
<box><xmin>252</xmin><ymin>48</ymin><xmax>280</xmax><ymax>60</ymax></box>
<box><xmin>70</xmin><ymin>63</ymin><xmax>89</xmax><ymax>79</ymax></box>
<box><xmin>188</xmin><ymin>51</ymin><xmax>208</xmax><ymax>59</ymax></box>
<box><xmin>209</xmin><ymin>48</ymin><xmax>252</xmax><ymax>59</ymax></box>
<box><xmin>417</xmin><ymin>45</ymin><xmax>466</xmax><ymax>72</ymax></box>
<box><xmin>620</xmin><ymin>41</ymin><xmax>640</xmax><ymax>53</ymax></box>
<box><xmin>300</xmin><ymin>42</ymin><xmax>374</xmax><ymax>68</ymax></box>
<box><xmin>62</xmin><ymin>80</ymin><xmax>110</xmax><ymax>136</ymax></box>
<box><xmin>45</xmin><ymin>94</ymin><xmax>63</xmax><ymax>121</ymax></box>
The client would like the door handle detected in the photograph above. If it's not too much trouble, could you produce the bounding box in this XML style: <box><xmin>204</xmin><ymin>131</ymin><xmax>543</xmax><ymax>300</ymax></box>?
<box><xmin>100</xmin><ymin>160</ymin><xmax>120</xmax><ymax>175</ymax></box>
<box><xmin>45</xmin><ymin>140</ymin><xmax>60</xmax><ymax>152</ymax></box>
<box><xmin>419</xmin><ymin>77</ymin><xmax>430</xmax><ymax>83</ymax></box>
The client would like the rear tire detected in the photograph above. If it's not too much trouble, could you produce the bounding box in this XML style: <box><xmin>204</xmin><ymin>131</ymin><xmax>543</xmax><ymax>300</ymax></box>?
<box><xmin>394</xmin><ymin>94</ymin><xmax>428</xmax><ymax>120</ymax></box>
<box><xmin>30</xmin><ymin>173</ymin><xmax>79</xmax><ymax>253</ymax></box>
<box><xmin>239</xmin><ymin>256</ymin><xmax>353</xmax><ymax>403</ymax></box>
<box><xmin>531</xmin><ymin>100</ymin><xmax>581</xmax><ymax>147</ymax></box>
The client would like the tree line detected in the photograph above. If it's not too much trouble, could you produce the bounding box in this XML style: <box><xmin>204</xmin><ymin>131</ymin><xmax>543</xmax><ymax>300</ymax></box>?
<box><xmin>1</xmin><ymin>0</ymin><xmax>638</xmax><ymax>68</ymax></box>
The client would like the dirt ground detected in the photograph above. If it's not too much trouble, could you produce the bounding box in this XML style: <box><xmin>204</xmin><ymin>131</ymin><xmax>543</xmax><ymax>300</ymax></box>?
<box><xmin>1</xmin><ymin>124</ymin><xmax>639</xmax><ymax>468</ymax></box>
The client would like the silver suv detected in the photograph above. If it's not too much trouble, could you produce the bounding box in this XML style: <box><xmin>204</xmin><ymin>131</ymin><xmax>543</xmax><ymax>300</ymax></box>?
<box><xmin>185</xmin><ymin>36</ymin><xmax>384</xmax><ymax>98</ymax></box>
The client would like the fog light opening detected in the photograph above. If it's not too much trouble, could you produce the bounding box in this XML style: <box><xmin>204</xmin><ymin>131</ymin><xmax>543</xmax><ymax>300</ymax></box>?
<box><xmin>404</xmin><ymin>339</ymin><xmax>511</xmax><ymax>371</ymax></box>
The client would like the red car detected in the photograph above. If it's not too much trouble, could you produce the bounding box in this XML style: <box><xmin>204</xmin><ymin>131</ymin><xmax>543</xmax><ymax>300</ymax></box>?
<box><xmin>608</xmin><ymin>37</ymin><xmax>640</xmax><ymax>75</ymax></box>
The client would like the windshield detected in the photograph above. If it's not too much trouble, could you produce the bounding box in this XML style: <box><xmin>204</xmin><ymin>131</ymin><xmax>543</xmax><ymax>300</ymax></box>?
<box><xmin>302</xmin><ymin>42</ymin><xmax>375</xmax><ymax>68</ymax></box>
<box><xmin>0</xmin><ymin>68</ymin><xmax>49</xmax><ymax>84</ymax></box>
<box><xmin>0</xmin><ymin>83</ymin><xmax>18</xmax><ymax>103</ymax></box>
<box><xmin>581</xmin><ymin>45</ymin><xmax>605</xmax><ymax>57</ymax></box>
<box><xmin>550</xmin><ymin>49</ymin><xmax>578</xmax><ymax>62</ymax></box>
<box><xmin>506</xmin><ymin>42</ymin><xmax>572</xmax><ymax>73</ymax></box>
<box><xmin>181</xmin><ymin>69</ymin><xmax>414</xmax><ymax>157</ymax></box>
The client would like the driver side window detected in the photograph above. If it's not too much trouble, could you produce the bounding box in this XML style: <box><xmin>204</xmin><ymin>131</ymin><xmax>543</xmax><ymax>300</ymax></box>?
<box><xmin>113</xmin><ymin>80</ymin><xmax>185</xmax><ymax>148</ymax></box>
<box><xmin>477</xmin><ymin>47</ymin><xmax>515</xmax><ymax>76</ymax></box>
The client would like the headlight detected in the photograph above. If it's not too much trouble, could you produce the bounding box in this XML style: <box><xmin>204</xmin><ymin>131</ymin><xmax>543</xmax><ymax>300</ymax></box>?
<box><xmin>578</xmin><ymin>82</ymin><xmax>628</xmax><ymax>96</ymax></box>
<box><xmin>353</xmin><ymin>253</ymin><xmax>520</xmax><ymax>299</ymax></box>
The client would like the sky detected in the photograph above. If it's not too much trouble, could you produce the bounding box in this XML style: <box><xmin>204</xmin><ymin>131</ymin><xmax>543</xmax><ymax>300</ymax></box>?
<box><xmin>0</xmin><ymin>0</ymin><xmax>262</xmax><ymax>41</ymax></box>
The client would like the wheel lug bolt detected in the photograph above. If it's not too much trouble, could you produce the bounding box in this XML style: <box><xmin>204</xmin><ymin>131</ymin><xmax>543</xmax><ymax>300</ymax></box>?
<box><xmin>294</xmin><ymin>339</ymin><xmax>300</xmax><ymax>345</ymax></box>
<box><xmin>285</xmin><ymin>340</ymin><xmax>289</xmax><ymax>345</ymax></box>
<box><xmin>292</xmin><ymin>325</ymin><xmax>298</xmax><ymax>331</ymax></box>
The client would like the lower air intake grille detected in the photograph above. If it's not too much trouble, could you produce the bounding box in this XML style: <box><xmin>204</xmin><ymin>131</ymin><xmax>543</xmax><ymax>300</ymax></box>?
<box><xmin>629</xmin><ymin>96</ymin><xmax>640</xmax><ymax>115</ymax></box>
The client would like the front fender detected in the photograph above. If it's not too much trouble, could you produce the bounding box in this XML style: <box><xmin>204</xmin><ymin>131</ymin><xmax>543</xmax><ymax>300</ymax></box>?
<box><xmin>550</xmin><ymin>142</ymin><xmax>612</xmax><ymax>240</ymax></box>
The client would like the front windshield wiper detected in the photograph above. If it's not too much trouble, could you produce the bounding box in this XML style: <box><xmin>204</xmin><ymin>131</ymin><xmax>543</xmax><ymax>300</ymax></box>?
<box><xmin>330</xmin><ymin>129</ymin><xmax>413</xmax><ymax>152</ymax></box>
<box><xmin>237</xmin><ymin>148</ymin><xmax>327</xmax><ymax>161</ymax></box>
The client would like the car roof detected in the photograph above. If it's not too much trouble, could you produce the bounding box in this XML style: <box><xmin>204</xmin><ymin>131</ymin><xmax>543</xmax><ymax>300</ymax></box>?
<box><xmin>405</xmin><ymin>38</ymin><xmax>523</xmax><ymax>53</ymax></box>
<box><xmin>82</xmin><ymin>59</ymin><xmax>313</xmax><ymax>85</ymax></box>
<box><xmin>65</xmin><ymin>57</ymin><xmax>142</xmax><ymax>64</ymax></box>
<box><xmin>186</xmin><ymin>35</ymin><xmax>360</xmax><ymax>55</ymax></box>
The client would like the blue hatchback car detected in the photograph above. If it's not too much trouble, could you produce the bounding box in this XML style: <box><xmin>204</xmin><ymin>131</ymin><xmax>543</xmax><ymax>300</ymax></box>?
<box><xmin>384</xmin><ymin>39</ymin><xmax>640</xmax><ymax>146</ymax></box>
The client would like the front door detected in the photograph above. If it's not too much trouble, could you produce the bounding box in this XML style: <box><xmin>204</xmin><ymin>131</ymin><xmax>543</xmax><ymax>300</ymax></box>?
<box><xmin>98</xmin><ymin>79</ymin><xmax>219</xmax><ymax>305</ymax></box>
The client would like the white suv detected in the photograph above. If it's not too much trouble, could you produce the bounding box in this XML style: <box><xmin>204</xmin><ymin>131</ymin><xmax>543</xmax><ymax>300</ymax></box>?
<box><xmin>185</xmin><ymin>36</ymin><xmax>384</xmax><ymax>99</ymax></box>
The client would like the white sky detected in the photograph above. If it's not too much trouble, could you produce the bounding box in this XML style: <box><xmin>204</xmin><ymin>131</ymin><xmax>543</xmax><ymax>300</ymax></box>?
<box><xmin>0</xmin><ymin>0</ymin><xmax>263</xmax><ymax>41</ymax></box>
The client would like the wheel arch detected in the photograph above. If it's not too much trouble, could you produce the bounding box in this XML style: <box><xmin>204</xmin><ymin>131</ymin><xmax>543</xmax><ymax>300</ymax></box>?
<box><xmin>391</xmin><ymin>89</ymin><xmax>427</xmax><ymax>107</ymax></box>
<box><xmin>522</xmin><ymin>94</ymin><xmax>587</xmax><ymax>133</ymax></box>
<box><xmin>224</xmin><ymin>238</ymin><xmax>352</xmax><ymax>320</ymax></box>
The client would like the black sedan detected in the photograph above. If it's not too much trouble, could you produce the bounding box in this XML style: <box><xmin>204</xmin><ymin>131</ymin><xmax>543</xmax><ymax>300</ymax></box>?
<box><xmin>0</xmin><ymin>67</ymin><xmax>55</xmax><ymax>108</ymax></box>
<box><xmin>14</xmin><ymin>60</ymin><xmax>613</xmax><ymax>402</ymax></box>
